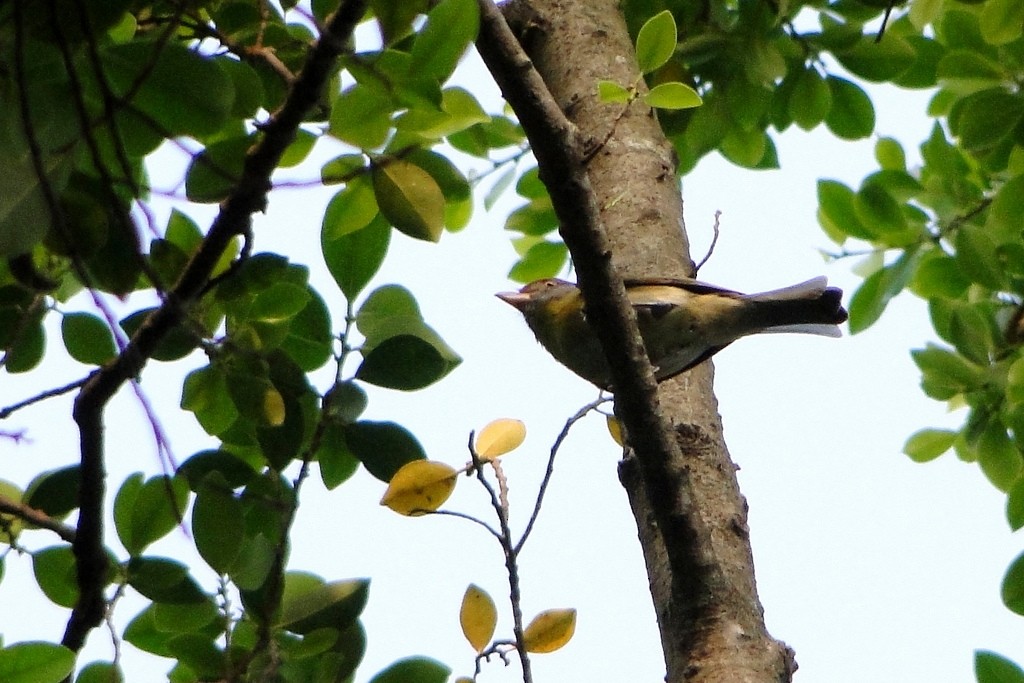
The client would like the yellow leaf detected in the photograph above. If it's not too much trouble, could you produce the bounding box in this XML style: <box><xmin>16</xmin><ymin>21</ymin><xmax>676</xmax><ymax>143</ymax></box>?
<box><xmin>453</xmin><ymin>678</ymin><xmax>474</xmax><ymax>683</ymax></box>
<box><xmin>606</xmin><ymin>416</ymin><xmax>624</xmax><ymax>446</ymax></box>
<box><xmin>372</xmin><ymin>159</ymin><xmax>445</xmax><ymax>242</ymax></box>
<box><xmin>380</xmin><ymin>460</ymin><xmax>457</xmax><ymax>516</ymax></box>
<box><xmin>459</xmin><ymin>584</ymin><xmax>497</xmax><ymax>653</ymax></box>
<box><xmin>522</xmin><ymin>608</ymin><xmax>576</xmax><ymax>654</ymax></box>
<box><xmin>263</xmin><ymin>387</ymin><xmax>286</xmax><ymax>427</ymax></box>
<box><xmin>475</xmin><ymin>418</ymin><xmax>526</xmax><ymax>459</ymax></box>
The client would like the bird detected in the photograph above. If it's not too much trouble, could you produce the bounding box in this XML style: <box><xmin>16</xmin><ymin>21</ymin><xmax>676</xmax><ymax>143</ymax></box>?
<box><xmin>497</xmin><ymin>276</ymin><xmax>848</xmax><ymax>389</ymax></box>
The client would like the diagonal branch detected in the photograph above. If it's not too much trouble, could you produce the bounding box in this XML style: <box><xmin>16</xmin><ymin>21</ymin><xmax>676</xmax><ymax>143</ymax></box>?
<box><xmin>61</xmin><ymin>0</ymin><xmax>368</xmax><ymax>655</ymax></box>
<box><xmin>475</xmin><ymin>0</ymin><xmax>716</xmax><ymax>605</ymax></box>
<box><xmin>475</xmin><ymin>3</ymin><xmax>798</xmax><ymax>682</ymax></box>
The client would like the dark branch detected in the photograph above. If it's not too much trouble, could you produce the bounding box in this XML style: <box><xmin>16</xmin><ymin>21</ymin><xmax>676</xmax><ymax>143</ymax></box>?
<box><xmin>61</xmin><ymin>0</ymin><xmax>368</xmax><ymax>654</ymax></box>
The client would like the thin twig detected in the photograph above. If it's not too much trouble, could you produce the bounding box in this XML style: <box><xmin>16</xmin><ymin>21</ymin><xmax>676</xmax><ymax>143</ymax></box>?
<box><xmin>694</xmin><ymin>210</ymin><xmax>721</xmax><ymax>273</ymax></box>
<box><xmin>0</xmin><ymin>376</ymin><xmax>89</xmax><ymax>420</ymax></box>
<box><xmin>514</xmin><ymin>397</ymin><xmax>608</xmax><ymax>556</ymax></box>
<box><xmin>427</xmin><ymin>509</ymin><xmax>502</xmax><ymax>540</ymax></box>
<box><xmin>0</xmin><ymin>493</ymin><xmax>77</xmax><ymax>543</ymax></box>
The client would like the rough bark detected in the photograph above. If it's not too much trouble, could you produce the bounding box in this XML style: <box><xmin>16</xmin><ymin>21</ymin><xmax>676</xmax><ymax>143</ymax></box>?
<box><xmin>480</xmin><ymin>1</ymin><xmax>795</xmax><ymax>680</ymax></box>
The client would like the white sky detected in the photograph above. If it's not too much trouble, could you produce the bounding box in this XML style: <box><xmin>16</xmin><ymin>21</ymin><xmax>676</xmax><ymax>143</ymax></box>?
<box><xmin>2</xmin><ymin>30</ymin><xmax>1023</xmax><ymax>683</ymax></box>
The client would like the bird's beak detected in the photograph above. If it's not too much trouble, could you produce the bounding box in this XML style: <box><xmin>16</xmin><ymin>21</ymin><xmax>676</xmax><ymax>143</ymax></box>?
<box><xmin>496</xmin><ymin>291</ymin><xmax>529</xmax><ymax>310</ymax></box>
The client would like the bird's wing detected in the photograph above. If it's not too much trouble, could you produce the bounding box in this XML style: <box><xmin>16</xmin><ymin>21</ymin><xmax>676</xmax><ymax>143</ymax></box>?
<box><xmin>622</xmin><ymin>276</ymin><xmax>744</xmax><ymax>297</ymax></box>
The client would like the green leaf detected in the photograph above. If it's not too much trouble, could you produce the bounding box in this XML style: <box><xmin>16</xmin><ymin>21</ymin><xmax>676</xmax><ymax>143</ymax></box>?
<box><xmin>24</xmin><ymin>466</ymin><xmax>81</xmax><ymax>519</ymax></box>
<box><xmin>279</xmin><ymin>575</ymin><xmax>370</xmax><ymax>635</ymax></box>
<box><xmin>344</xmin><ymin>421</ymin><xmax>426</xmax><ymax>482</ymax></box>
<box><xmin>948</xmin><ymin>303</ymin><xmax>994</xmax><ymax>364</ymax></box>
<box><xmin>324</xmin><ymin>380</ymin><xmax>369</xmax><ymax>425</ymax></box>
<box><xmin>913</xmin><ymin>250</ymin><xmax>966</xmax><ymax>299</ymax></box>
<box><xmin>0</xmin><ymin>642</ymin><xmax>75</xmax><ymax>683</ymax></box>
<box><xmin>854</xmin><ymin>183</ymin><xmax>906</xmax><ymax>234</ymax></box>
<box><xmin>166</xmin><ymin>634</ymin><xmax>224</xmax><ymax>680</ymax></box>
<box><xmin>280</xmin><ymin>287</ymin><xmax>333</xmax><ymax>371</ymax></box>
<box><xmin>124</xmin><ymin>606</ymin><xmax>174</xmax><ymax>656</ymax></box>
<box><xmin>835</xmin><ymin>35</ymin><xmax>916</xmax><ymax>82</ymax></box>
<box><xmin>280</xmin><ymin>129</ymin><xmax>318</xmax><ymax>168</ymax></box>
<box><xmin>1007</xmin><ymin>477</ymin><xmax>1024</xmax><ymax>531</ymax></box>
<box><xmin>178</xmin><ymin>450</ymin><xmax>257</xmax><ymax>491</ymax></box>
<box><xmin>323</xmin><ymin>178</ymin><xmax>379</xmax><ymax>239</ymax></box>
<box><xmin>824</xmin><ymin>76</ymin><xmax>874</xmax><ymax>140</ymax></box>
<box><xmin>847</xmin><ymin>251</ymin><xmax>919</xmax><ymax>333</ymax></box>
<box><xmin>936</xmin><ymin>49</ymin><xmax>1005</xmax><ymax>91</ymax></box>
<box><xmin>76</xmin><ymin>662</ymin><xmax>125</xmax><ymax>683</ymax></box>
<box><xmin>317</xmin><ymin>422</ymin><xmax>361</xmax><ymax>490</ymax></box>
<box><xmin>355</xmin><ymin>284</ymin><xmax>423</xmax><ymax>344</ymax></box>
<box><xmin>250</xmin><ymin>282</ymin><xmax>310</xmax><ymax>323</ymax></box>
<box><xmin>127</xmin><ymin>556</ymin><xmax>208</xmax><ymax>604</ymax></box>
<box><xmin>61</xmin><ymin>312</ymin><xmax>117</xmax><ymax>365</ymax></box>
<box><xmin>643</xmin><ymin>82</ymin><xmax>702</xmax><ymax>110</ymax></box>
<box><xmin>330</xmin><ymin>85</ymin><xmax>394</xmax><ymax>149</ymax></box>
<box><xmin>912</xmin><ymin>344</ymin><xmax>985</xmax><ymax>398</ymax></box>
<box><xmin>409</xmin><ymin>0</ymin><xmax>479</xmax><ymax>82</ymax></box>
<box><xmin>322</xmin><ymin>213</ymin><xmax>391</xmax><ymax>300</ymax></box>
<box><xmin>910</xmin><ymin>0</ymin><xmax>943</xmax><ymax>29</ymax></box>
<box><xmin>817</xmin><ymin>179</ymin><xmax>873</xmax><ymax>241</ymax></box>
<box><xmin>121</xmin><ymin>308</ymin><xmax>200</xmax><ymax>362</ymax></box>
<box><xmin>979</xmin><ymin>424</ymin><xmax>1022</xmax><ymax>491</ymax></box>
<box><xmin>789</xmin><ymin>68</ymin><xmax>831</xmax><ymax>130</ymax></box>
<box><xmin>368</xmin><ymin>657</ymin><xmax>451</xmax><ymax>683</ymax></box>
<box><xmin>955</xmin><ymin>89</ymin><xmax>1024</xmax><ymax>152</ymax></box>
<box><xmin>719</xmin><ymin>127</ymin><xmax>768</xmax><ymax>168</ymax></box>
<box><xmin>980</xmin><ymin>0</ymin><xmax>1024</xmax><ymax>45</ymax></box>
<box><xmin>113</xmin><ymin>474</ymin><xmax>190</xmax><ymax>556</ymax></box>
<box><xmin>954</xmin><ymin>224</ymin><xmax>1005</xmax><ymax>289</ymax></box>
<box><xmin>903</xmin><ymin>428</ymin><xmax>956</xmax><ymax>463</ymax></box>
<box><xmin>4</xmin><ymin>310</ymin><xmax>46</xmax><ymax>373</ymax></box>
<box><xmin>104</xmin><ymin>41</ymin><xmax>233</xmax><ymax>138</ymax></box>
<box><xmin>598</xmin><ymin>80</ymin><xmax>632</xmax><ymax>103</ymax></box>
<box><xmin>635</xmin><ymin>10</ymin><xmax>677</xmax><ymax>74</ymax></box>
<box><xmin>484</xmin><ymin>168</ymin><xmax>517</xmax><ymax>210</ymax></box>
<box><xmin>0</xmin><ymin>479</ymin><xmax>24</xmax><ymax>541</ymax></box>
<box><xmin>372</xmin><ymin>160</ymin><xmax>445</xmax><ymax>242</ymax></box>
<box><xmin>987</xmin><ymin>174</ymin><xmax>1024</xmax><ymax>238</ymax></box>
<box><xmin>875</xmin><ymin>137</ymin><xmax>906</xmax><ymax>170</ymax></box>
<box><xmin>33</xmin><ymin>545</ymin><xmax>79</xmax><ymax>608</ymax></box>
<box><xmin>356</xmin><ymin>334</ymin><xmax>460</xmax><ymax>390</ymax></box>
<box><xmin>181</xmin><ymin>365</ymin><xmax>239</xmax><ymax>437</ymax></box>
<box><xmin>505</xmin><ymin>198</ymin><xmax>559</xmax><ymax>236</ymax></box>
<box><xmin>192</xmin><ymin>474</ymin><xmax>245</xmax><ymax>574</ymax></box>
<box><xmin>322</xmin><ymin>154</ymin><xmax>368</xmax><ymax>185</ymax></box>
<box><xmin>508</xmin><ymin>241</ymin><xmax>569</xmax><ymax>283</ymax></box>
<box><xmin>185</xmin><ymin>135</ymin><xmax>252</xmax><ymax>203</ymax></box>
<box><xmin>976</xmin><ymin>650</ymin><xmax>1024</xmax><ymax>683</ymax></box>
<box><xmin>1002</xmin><ymin>552</ymin><xmax>1024</xmax><ymax>616</ymax></box>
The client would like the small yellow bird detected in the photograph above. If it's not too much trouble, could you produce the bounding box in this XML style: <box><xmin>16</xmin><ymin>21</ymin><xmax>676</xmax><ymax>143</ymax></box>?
<box><xmin>497</xmin><ymin>276</ymin><xmax>848</xmax><ymax>388</ymax></box>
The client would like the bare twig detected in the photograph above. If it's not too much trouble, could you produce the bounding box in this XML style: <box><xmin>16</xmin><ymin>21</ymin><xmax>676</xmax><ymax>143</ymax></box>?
<box><xmin>427</xmin><ymin>509</ymin><xmax>502</xmax><ymax>540</ymax></box>
<box><xmin>514</xmin><ymin>396</ymin><xmax>607</xmax><ymax>555</ymax></box>
<box><xmin>0</xmin><ymin>376</ymin><xmax>89</xmax><ymax>420</ymax></box>
<box><xmin>0</xmin><ymin>492</ymin><xmax>77</xmax><ymax>543</ymax></box>
<box><xmin>694</xmin><ymin>210</ymin><xmax>721</xmax><ymax>273</ymax></box>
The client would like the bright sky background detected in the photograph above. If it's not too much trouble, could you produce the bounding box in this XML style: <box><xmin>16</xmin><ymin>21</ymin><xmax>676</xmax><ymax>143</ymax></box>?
<box><xmin>2</xmin><ymin>21</ymin><xmax>1024</xmax><ymax>683</ymax></box>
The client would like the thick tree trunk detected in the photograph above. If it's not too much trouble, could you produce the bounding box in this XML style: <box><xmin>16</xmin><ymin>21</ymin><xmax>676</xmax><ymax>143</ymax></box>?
<box><xmin>488</xmin><ymin>1</ymin><xmax>796</xmax><ymax>680</ymax></box>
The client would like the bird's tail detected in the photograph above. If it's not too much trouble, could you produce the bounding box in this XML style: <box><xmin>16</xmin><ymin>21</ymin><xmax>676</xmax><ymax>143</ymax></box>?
<box><xmin>743</xmin><ymin>277</ymin><xmax>848</xmax><ymax>337</ymax></box>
